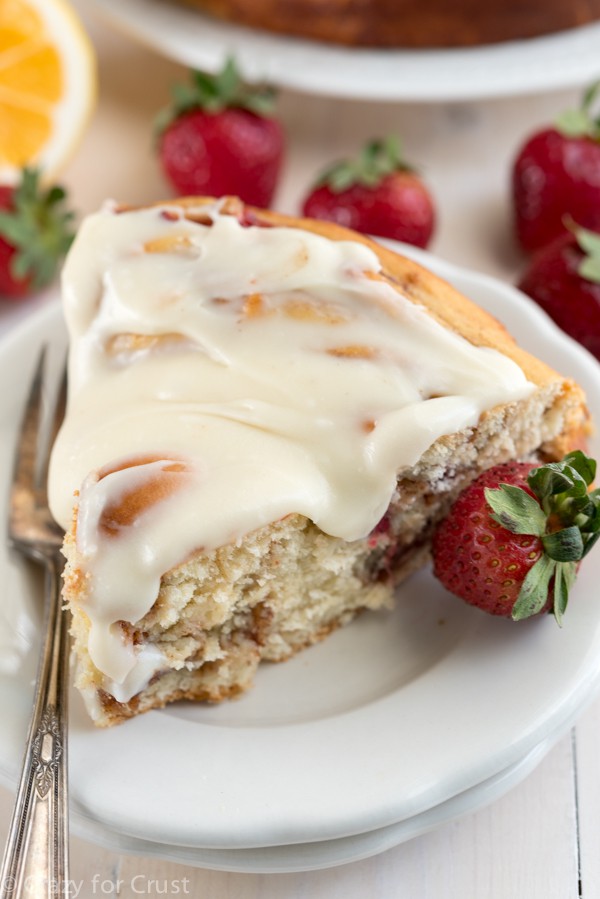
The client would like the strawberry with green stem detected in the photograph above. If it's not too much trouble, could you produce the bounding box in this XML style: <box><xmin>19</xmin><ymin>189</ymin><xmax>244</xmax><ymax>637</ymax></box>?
<box><xmin>518</xmin><ymin>223</ymin><xmax>600</xmax><ymax>360</ymax></box>
<box><xmin>432</xmin><ymin>452</ymin><xmax>600</xmax><ymax>623</ymax></box>
<box><xmin>302</xmin><ymin>137</ymin><xmax>436</xmax><ymax>249</ymax></box>
<box><xmin>156</xmin><ymin>57</ymin><xmax>285</xmax><ymax>208</ymax></box>
<box><xmin>512</xmin><ymin>82</ymin><xmax>600</xmax><ymax>253</ymax></box>
<box><xmin>0</xmin><ymin>167</ymin><xmax>75</xmax><ymax>300</ymax></box>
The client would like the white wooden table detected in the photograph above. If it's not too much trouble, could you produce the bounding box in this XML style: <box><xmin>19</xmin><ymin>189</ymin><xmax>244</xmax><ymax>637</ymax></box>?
<box><xmin>1</xmin><ymin>5</ymin><xmax>600</xmax><ymax>895</ymax></box>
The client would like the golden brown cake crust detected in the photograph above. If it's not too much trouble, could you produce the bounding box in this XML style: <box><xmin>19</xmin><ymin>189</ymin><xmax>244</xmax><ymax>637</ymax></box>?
<box><xmin>175</xmin><ymin>0</ymin><xmax>600</xmax><ymax>47</ymax></box>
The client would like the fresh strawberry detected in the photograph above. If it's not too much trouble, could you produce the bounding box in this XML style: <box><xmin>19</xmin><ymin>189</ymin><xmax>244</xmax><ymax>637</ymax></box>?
<box><xmin>156</xmin><ymin>57</ymin><xmax>285</xmax><ymax>208</ymax></box>
<box><xmin>0</xmin><ymin>167</ymin><xmax>75</xmax><ymax>300</ymax></box>
<box><xmin>518</xmin><ymin>224</ymin><xmax>600</xmax><ymax>360</ymax></box>
<box><xmin>301</xmin><ymin>137</ymin><xmax>435</xmax><ymax>248</ymax></box>
<box><xmin>512</xmin><ymin>82</ymin><xmax>600</xmax><ymax>253</ymax></box>
<box><xmin>432</xmin><ymin>452</ymin><xmax>600</xmax><ymax>623</ymax></box>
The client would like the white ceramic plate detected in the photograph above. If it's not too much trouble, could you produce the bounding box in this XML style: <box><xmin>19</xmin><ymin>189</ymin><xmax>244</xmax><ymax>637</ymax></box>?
<box><xmin>1</xmin><ymin>246</ymin><xmax>600</xmax><ymax>858</ymax></box>
<box><xmin>0</xmin><ymin>736</ymin><xmax>552</xmax><ymax>873</ymax></box>
<box><xmin>86</xmin><ymin>0</ymin><xmax>600</xmax><ymax>101</ymax></box>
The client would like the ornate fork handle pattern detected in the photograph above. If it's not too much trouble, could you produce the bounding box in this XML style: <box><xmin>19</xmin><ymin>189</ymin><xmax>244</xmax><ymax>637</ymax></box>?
<box><xmin>32</xmin><ymin>706</ymin><xmax>63</xmax><ymax>801</ymax></box>
<box><xmin>0</xmin><ymin>551</ymin><xmax>70</xmax><ymax>899</ymax></box>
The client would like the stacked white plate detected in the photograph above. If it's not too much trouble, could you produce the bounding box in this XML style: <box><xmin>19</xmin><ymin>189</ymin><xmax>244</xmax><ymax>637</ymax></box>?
<box><xmin>1</xmin><ymin>246</ymin><xmax>600</xmax><ymax>872</ymax></box>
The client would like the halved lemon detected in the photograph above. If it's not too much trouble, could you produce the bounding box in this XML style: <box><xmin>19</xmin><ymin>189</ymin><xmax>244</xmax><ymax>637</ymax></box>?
<box><xmin>0</xmin><ymin>0</ymin><xmax>96</xmax><ymax>183</ymax></box>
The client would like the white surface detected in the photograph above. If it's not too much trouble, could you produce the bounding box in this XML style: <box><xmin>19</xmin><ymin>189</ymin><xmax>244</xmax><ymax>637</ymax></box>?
<box><xmin>87</xmin><ymin>0</ymin><xmax>600</xmax><ymax>102</ymax></box>
<box><xmin>1</xmin><ymin>251</ymin><xmax>600</xmax><ymax>866</ymax></box>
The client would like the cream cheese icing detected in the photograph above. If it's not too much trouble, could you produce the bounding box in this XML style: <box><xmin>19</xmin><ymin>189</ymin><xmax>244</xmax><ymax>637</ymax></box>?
<box><xmin>48</xmin><ymin>202</ymin><xmax>535</xmax><ymax>701</ymax></box>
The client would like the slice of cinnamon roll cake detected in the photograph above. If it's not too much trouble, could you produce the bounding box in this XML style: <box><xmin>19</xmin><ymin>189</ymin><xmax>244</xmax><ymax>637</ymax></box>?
<box><xmin>48</xmin><ymin>197</ymin><xmax>589</xmax><ymax>726</ymax></box>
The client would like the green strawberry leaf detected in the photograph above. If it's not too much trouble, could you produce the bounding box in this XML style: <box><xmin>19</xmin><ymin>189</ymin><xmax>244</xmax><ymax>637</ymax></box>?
<box><xmin>574</xmin><ymin>226</ymin><xmax>600</xmax><ymax>258</ymax></box>
<box><xmin>0</xmin><ymin>167</ymin><xmax>75</xmax><ymax>290</ymax></box>
<box><xmin>553</xmin><ymin>562</ymin><xmax>572</xmax><ymax>625</ymax></box>
<box><xmin>484</xmin><ymin>484</ymin><xmax>546</xmax><ymax>536</ymax></box>
<box><xmin>0</xmin><ymin>212</ymin><xmax>25</xmax><ymax>245</ymax></box>
<box><xmin>47</xmin><ymin>186</ymin><xmax>66</xmax><ymax>204</ymax></box>
<box><xmin>556</xmin><ymin>81</ymin><xmax>600</xmax><ymax>141</ymax></box>
<box><xmin>580</xmin><ymin>255</ymin><xmax>600</xmax><ymax>283</ymax></box>
<box><xmin>314</xmin><ymin>136</ymin><xmax>414</xmax><ymax>194</ymax></box>
<box><xmin>244</xmin><ymin>89</ymin><xmax>277</xmax><ymax>117</ymax></box>
<box><xmin>563</xmin><ymin>449</ymin><xmax>597</xmax><ymax>485</ymax></box>
<box><xmin>582</xmin><ymin>79</ymin><xmax>600</xmax><ymax>135</ymax></box>
<box><xmin>155</xmin><ymin>56</ymin><xmax>277</xmax><ymax>137</ymax></box>
<box><xmin>527</xmin><ymin>464</ymin><xmax>576</xmax><ymax>501</ymax></box>
<box><xmin>583</xmin><ymin>529</ymin><xmax>600</xmax><ymax>558</ymax></box>
<box><xmin>542</xmin><ymin>526</ymin><xmax>585</xmax><ymax>562</ymax></box>
<box><xmin>215</xmin><ymin>56</ymin><xmax>240</xmax><ymax>100</ymax></box>
<box><xmin>192</xmin><ymin>69</ymin><xmax>219</xmax><ymax>96</ymax></box>
<box><xmin>555</xmin><ymin>108</ymin><xmax>592</xmax><ymax>138</ymax></box>
<box><xmin>11</xmin><ymin>250</ymin><xmax>32</xmax><ymax>280</ymax></box>
<box><xmin>573</xmin><ymin>224</ymin><xmax>600</xmax><ymax>285</ymax></box>
<box><xmin>171</xmin><ymin>83</ymin><xmax>201</xmax><ymax>112</ymax></box>
<box><xmin>327</xmin><ymin>164</ymin><xmax>360</xmax><ymax>192</ymax></box>
<box><xmin>582</xmin><ymin>79</ymin><xmax>600</xmax><ymax>112</ymax></box>
<box><xmin>512</xmin><ymin>553</ymin><xmax>556</xmax><ymax>621</ymax></box>
<box><xmin>567</xmin><ymin>492</ymin><xmax>596</xmax><ymax>520</ymax></box>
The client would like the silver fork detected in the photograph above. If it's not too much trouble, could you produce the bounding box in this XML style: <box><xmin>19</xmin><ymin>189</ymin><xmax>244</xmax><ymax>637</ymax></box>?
<box><xmin>0</xmin><ymin>347</ymin><xmax>69</xmax><ymax>899</ymax></box>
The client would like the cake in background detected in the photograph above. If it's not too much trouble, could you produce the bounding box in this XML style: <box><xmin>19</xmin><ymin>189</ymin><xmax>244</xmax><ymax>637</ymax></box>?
<box><xmin>172</xmin><ymin>0</ymin><xmax>600</xmax><ymax>48</ymax></box>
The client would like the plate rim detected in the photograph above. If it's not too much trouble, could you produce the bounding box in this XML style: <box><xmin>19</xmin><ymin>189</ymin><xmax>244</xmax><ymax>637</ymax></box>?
<box><xmin>0</xmin><ymin>732</ymin><xmax>555</xmax><ymax>872</ymax></box>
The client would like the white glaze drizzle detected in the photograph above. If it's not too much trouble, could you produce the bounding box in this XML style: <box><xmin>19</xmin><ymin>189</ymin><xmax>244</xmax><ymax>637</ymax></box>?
<box><xmin>48</xmin><ymin>203</ymin><xmax>534</xmax><ymax>700</ymax></box>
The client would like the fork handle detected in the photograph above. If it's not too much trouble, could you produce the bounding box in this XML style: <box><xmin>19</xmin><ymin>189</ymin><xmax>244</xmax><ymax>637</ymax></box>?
<box><xmin>1</xmin><ymin>552</ymin><xmax>70</xmax><ymax>899</ymax></box>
